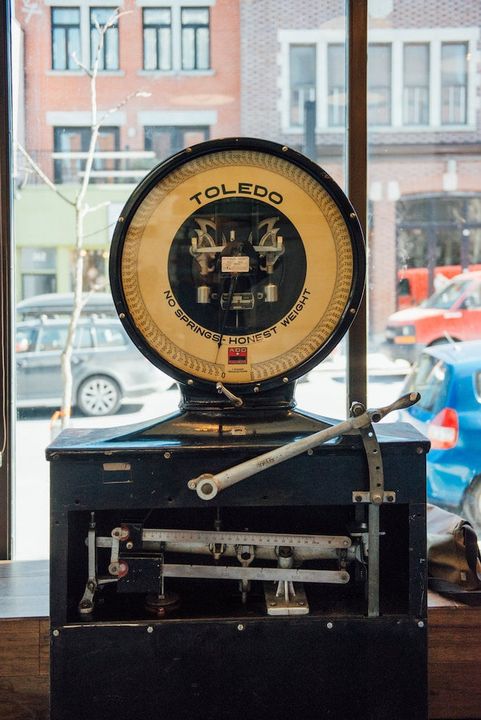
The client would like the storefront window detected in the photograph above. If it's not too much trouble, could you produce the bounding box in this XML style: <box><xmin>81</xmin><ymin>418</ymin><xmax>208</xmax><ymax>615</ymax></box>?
<box><xmin>5</xmin><ymin>0</ymin><xmax>481</xmax><ymax>559</ymax></box>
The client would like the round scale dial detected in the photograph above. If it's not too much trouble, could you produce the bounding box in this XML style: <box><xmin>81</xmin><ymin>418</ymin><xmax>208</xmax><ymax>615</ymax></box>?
<box><xmin>110</xmin><ymin>138</ymin><xmax>365</xmax><ymax>392</ymax></box>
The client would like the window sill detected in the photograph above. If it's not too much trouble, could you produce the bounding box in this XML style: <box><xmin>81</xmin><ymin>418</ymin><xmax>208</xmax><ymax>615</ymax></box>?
<box><xmin>283</xmin><ymin>124</ymin><xmax>476</xmax><ymax>136</ymax></box>
<box><xmin>47</xmin><ymin>70</ymin><xmax>125</xmax><ymax>77</ymax></box>
<box><xmin>137</xmin><ymin>69</ymin><xmax>214</xmax><ymax>77</ymax></box>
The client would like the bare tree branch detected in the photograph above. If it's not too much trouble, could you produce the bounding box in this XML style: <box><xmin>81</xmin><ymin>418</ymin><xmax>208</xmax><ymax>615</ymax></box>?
<box><xmin>84</xmin><ymin>200</ymin><xmax>111</xmax><ymax>215</ymax></box>
<box><xmin>19</xmin><ymin>7</ymin><xmax>148</xmax><ymax>428</ymax></box>
<box><xmin>17</xmin><ymin>143</ymin><xmax>76</xmax><ymax>206</ymax></box>
<box><xmin>70</xmin><ymin>51</ymin><xmax>92</xmax><ymax>78</ymax></box>
<box><xmin>98</xmin><ymin>89</ymin><xmax>151</xmax><ymax>126</ymax></box>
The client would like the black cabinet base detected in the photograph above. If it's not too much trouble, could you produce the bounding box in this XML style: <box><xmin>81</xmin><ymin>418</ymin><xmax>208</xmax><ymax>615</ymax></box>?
<box><xmin>51</xmin><ymin>616</ymin><xmax>427</xmax><ymax>720</ymax></box>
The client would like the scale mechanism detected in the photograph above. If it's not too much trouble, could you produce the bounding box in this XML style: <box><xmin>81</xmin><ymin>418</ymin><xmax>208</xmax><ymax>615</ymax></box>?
<box><xmin>48</xmin><ymin>138</ymin><xmax>428</xmax><ymax>720</ymax></box>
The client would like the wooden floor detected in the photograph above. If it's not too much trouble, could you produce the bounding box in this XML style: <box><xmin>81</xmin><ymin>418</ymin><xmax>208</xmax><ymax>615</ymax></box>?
<box><xmin>1</xmin><ymin>560</ymin><xmax>480</xmax><ymax>720</ymax></box>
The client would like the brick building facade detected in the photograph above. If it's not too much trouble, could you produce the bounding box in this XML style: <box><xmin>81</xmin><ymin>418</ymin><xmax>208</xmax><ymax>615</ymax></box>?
<box><xmin>13</xmin><ymin>0</ymin><xmax>481</xmax><ymax>340</ymax></box>
<box><xmin>240</xmin><ymin>0</ymin><xmax>481</xmax><ymax>337</ymax></box>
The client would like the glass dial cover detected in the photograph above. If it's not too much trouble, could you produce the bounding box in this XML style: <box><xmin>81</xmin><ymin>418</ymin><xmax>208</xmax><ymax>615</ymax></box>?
<box><xmin>110</xmin><ymin>138</ymin><xmax>365</xmax><ymax>392</ymax></box>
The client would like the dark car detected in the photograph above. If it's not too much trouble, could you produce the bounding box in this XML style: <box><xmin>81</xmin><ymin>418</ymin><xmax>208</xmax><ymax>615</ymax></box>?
<box><xmin>16</xmin><ymin>317</ymin><xmax>173</xmax><ymax>416</ymax></box>
<box><xmin>16</xmin><ymin>292</ymin><xmax>116</xmax><ymax>320</ymax></box>
<box><xmin>399</xmin><ymin>340</ymin><xmax>481</xmax><ymax>531</ymax></box>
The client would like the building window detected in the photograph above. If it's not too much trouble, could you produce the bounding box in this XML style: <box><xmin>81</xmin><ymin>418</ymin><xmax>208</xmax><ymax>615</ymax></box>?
<box><xmin>403</xmin><ymin>44</ymin><xmax>429</xmax><ymax>125</ymax></box>
<box><xmin>441</xmin><ymin>43</ymin><xmax>468</xmax><ymax>125</ymax></box>
<box><xmin>144</xmin><ymin>125</ymin><xmax>209</xmax><ymax>160</ymax></box>
<box><xmin>143</xmin><ymin>8</ymin><xmax>172</xmax><ymax>71</ymax></box>
<box><xmin>90</xmin><ymin>7</ymin><xmax>119</xmax><ymax>70</ymax></box>
<box><xmin>288</xmin><ymin>45</ymin><xmax>316</xmax><ymax>128</ymax></box>
<box><xmin>282</xmin><ymin>29</ymin><xmax>474</xmax><ymax>132</ymax></box>
<box><xmin>51</xmin><ymin>7</ymin><xmax>81</xmax><ymax>70</ymax></box>
<box><xmin>181</xmin><ymin>8</ymin><xmax>210</xmax><ymax>70</ymax></box>
<box><xmin>53</xmin><ymin>126</ymin><xmax>120</xmax><ymax>183</ymax></box>
<box><xmin>368</xmin><ymin>44</ymin><xmax>391</xmax><ymax>126</ymax></box>
<box><xmin>20</xmin><ymin>248</ymin><xmax>57</xmax><ymax>299</ymax></box>
<box><xmin>397</xmin><ymin>195</ymin><xmax>481</xmax><ymax>296</ymax></box>
<box><xmin>327</xmin><ymin>44</ymin><xmax>345</xmax><ymax>127</ymax></box>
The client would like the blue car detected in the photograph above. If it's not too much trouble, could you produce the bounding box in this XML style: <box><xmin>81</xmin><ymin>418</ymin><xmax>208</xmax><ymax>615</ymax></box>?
<box><xmin>400</xmin><ymin>340</ymin><xmax>481</xmax><ymax>530</ymax></box>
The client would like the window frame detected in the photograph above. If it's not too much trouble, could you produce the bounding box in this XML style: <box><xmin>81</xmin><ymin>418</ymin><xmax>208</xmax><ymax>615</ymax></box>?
<box><xmin>142</xmin><ymin>7</ymin><xmax>172</xmax><ymax>71</ymax></box>
<box><xmin>0</xmin><ymin>0</ymin><xmax>13</xmax><ymax>558</ymax></box>
<box><xmin>0</xmin><ymin>0</ymin><xmax>367</xmax><ymax>560</ymax></box>
<box><xmin>89</xmin><ymin>6</ymin><xmax>120</xmax><ymax>71</ymax></box>
<box><xmin>180</xmin><ymin>6</ymin><xmax>210</xmax><ymax>71</ymax></box>
<box><xmin>144</xmin><ymin>124</ymin><xmax>210</xmax><ymax>160</ymax></box>
<box><xmin>51</xmin><ymin>6</ymin><xmax>81</xmax><ymax>71</ymax></box>
<box><xmin>138</xmin><ymin>2</ymin><xmax>214</xmax><ymax>75</ymax></box>
<box><xmin>280</xmin><ymin>26</ymin><xmax>477</xmax><ymax>133</ymax></box>
<box><xmin>53</xmin><ymin>125</ymin><xmax>120</xmax><ymax>184</ymax></box>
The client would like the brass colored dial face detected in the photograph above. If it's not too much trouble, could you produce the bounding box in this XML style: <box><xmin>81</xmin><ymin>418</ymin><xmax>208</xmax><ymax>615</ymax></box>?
<box><xmin>110</xmin><ymin>139</ymin><xmax>365</xmax><ymax>391</ymax></box>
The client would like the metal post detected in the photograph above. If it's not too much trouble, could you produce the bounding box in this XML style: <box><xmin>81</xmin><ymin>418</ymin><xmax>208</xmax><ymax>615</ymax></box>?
<box><xmin>346</xmin><ymin>0</ymin><xmax>368</xmax><ymax>412</ymax></box>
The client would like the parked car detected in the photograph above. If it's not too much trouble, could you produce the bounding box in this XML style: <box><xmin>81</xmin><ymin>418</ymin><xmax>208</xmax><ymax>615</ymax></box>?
<box><xmin>16</xmin><ymin>292</ymin><xmax>116</xmax><ymax>320</ymax></box>
<box><xmin>399</xmin><ymin>340</ymin><xmax>481</xmax><ymax>531</ymax></box>
<box><xmin>384</xmin><ymin>271</ymin><xmax>481</xmax><ymax>363</ymax></box>
<box><xmin>16</xmin><ymin>317</ymin><xmax>173</xmax><ymax>416</ymax></box>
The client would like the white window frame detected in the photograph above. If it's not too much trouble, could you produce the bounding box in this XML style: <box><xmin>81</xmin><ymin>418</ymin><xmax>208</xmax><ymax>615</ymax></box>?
<box><xmin>46</xmin><ymin>0</ymin><xmax>124</xmax><ymax>75</ymax></box>
<box><xmin>137</xmin><ymin>0</ymin><xmax>215</xmax><ymax>75</ymax></box>
<box><xmin>279</xmin><ymin>27</ymin><xmax>479</xmax><ymax>133</ymax></box>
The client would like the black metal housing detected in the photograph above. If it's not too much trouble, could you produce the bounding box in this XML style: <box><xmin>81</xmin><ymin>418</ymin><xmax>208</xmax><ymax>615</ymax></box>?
<box><xmin>48</xmin><ymin>406</ymin><xmax>428</xmax><ymax>720</ymax></box>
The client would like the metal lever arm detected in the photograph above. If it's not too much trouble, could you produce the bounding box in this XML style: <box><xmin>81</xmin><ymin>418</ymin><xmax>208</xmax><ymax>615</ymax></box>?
<box><xmin>188</xmin><ymin>392</ymin><xmax>420</xmax><ymax>500</ymax></box>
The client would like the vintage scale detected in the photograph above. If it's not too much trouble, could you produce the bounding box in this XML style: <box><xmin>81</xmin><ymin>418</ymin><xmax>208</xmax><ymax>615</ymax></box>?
<box><xmin>48</xmin><ymin>138</ymin><xmax>428</xmax><ymax>720</ymax></box>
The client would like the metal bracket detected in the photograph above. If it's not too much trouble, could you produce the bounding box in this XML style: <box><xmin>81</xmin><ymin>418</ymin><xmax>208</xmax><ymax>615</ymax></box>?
<box><xmin>352</xmin><ymin>491</ymin><xmax>396</xmax><ymax>504</ymax></box>
<box><xmin>350</xmin><ymin>402</ymin><xmax>387</xmax><ymax>618</ymax></box>
<box><xmin>264</xmin><ymin>582</ymin><xmax>309</xmax><ymax>616</ymax></box>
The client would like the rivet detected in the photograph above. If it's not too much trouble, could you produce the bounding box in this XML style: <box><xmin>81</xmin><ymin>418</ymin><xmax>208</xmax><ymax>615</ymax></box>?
<box><xmin>355</xmin><ymin>495</ymin><xmax>363</xmax><ymax>503</ymax></box>
<box><xmin>417</xmin><ymin>620</ymin><xmax>425</xmax><ymax>628</ymax></box>
<box><xmin>350</xmin><ymin>307</ymin><xmax>356</xmax><ymax>314</ymax></box>
<box><xmin>253</xmin><ymin>386</ymin><xmax>260</xmax><ymax>393</ymax></box>
<box><xmin>164</xmin><ymin>452</ymin><xmax>171</xmax><ymax>459</ymax></box>
<box><xmin>125</xmin><ymin>541</ymin><xmax>134</xmax><ymax>550</ymax></box>
<box><xmin>147</xmin><ymin>626</ymin><xmax>154</xmax><ymax>633</ymax></box>
<box><xmin>53</xmin><ymin>629</ymin><xmax>60</xmax><ymax>637</ymax></box>
<box><xmin>307</xmin><ymin>449</ymin><xmax>314</xmax><ymax>456</ymax></box>
<box><xmin>282</xmin><ymin>377</ymin><xmax>289</xmax><ymax>383</ymax></box>
<box><xmin>237</xmin><ymin>624</ymin><xmax>245</xmax><ymax>631</ymax></box>
<box><xmin>282</xmin><ymin>146</ymin><xmax>288</xmax><ymax>152</ymax></box>
<box><xmin>118</xmin><ymin>216</ymin><xmax>124</xmax><ymax>223</ymax></box>
<box><xmin>187</xmin><ymin>379</ymin><xmax>194</xmax><ymax>386</ymax></box>
<box><xmin>119</xmin><ymin>312</ymin><xmax>125</xmax><ymax>320</ymax></box>
<box><xmin>185</xmin><ymin>147</ymin><xmax>192</xmax><ymax>153</ymax></box>
<box><xmin>416</xmin><ymin>447</ymin><xmax>423</xmax><ymax>454</ymax></box>
<box><xmin>327</xmin><ymin>622</ymin><xmax>334</xmax><ymax>630</ymax></box>
<box><xmin>349</xmin><ymin>212</ymin><xmax>356</xmax><ymax>219</ymax></box>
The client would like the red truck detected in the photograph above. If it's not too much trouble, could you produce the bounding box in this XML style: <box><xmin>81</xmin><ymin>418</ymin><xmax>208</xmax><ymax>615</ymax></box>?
<box><xmin>385</xmin><ymin>271</ymin><xmax>481</xmax><ymax>363</ymax></box>
<box><xmin>397</xmin><ymin>265</ymin><xmax>481</xmax><ymax>309</ymax></box>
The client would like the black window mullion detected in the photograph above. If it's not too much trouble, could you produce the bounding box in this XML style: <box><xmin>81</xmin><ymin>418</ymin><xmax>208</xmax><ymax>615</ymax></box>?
<box><xmin>347</xmin><ymin>0</ymin><xmax>368</xmax><ymax>410</ymax></box>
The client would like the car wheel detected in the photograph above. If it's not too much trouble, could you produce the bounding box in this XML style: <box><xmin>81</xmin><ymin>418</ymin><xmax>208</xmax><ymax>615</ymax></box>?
<box><xmin>462</xmin><ymin>476</ymin><xmax>481</xmax><ymax>534</ymax></box>
<box><xmin>77</xmin><ymin>375</ymin><xmax>122</xmax><ymax>416</ymax></box>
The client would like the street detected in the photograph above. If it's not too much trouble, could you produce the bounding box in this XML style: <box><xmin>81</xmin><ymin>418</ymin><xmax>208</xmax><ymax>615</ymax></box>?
<box><xmin>14</xmin><ymin>369</ymin><xmax>405</xmax><ymax>560</ymax></box>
